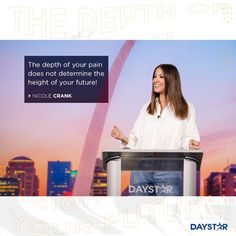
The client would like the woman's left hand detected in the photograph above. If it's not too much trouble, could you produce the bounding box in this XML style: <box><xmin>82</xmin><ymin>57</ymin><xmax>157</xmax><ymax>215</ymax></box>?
<box><xmin>189</xmin><ymin>139</ymin><xmax>200</xmax><ymax>150</ymax></box>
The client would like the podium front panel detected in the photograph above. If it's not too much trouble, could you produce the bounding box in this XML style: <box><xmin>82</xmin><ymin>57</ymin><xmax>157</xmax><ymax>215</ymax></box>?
<box><xmin>103</xmin><ymin>150</ymin><xmax>203</xmax><ymax>196</ymax></box>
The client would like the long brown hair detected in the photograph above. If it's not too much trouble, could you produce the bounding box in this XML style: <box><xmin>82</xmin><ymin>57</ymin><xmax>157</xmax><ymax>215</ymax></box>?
<box><xmin>147</xmin><ymin>64</ymin><xmax>188</xmax><ymax>119</ymax></box>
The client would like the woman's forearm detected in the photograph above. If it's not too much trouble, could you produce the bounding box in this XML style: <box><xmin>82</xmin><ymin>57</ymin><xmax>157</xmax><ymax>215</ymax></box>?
<box><xmin>121</xmin><ymin>136</ymin><xmax>129</xmax><ymax>145</ymax></box>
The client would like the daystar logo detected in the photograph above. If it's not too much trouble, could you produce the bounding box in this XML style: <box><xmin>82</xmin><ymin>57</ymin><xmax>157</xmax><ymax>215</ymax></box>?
<box><xmin>190</xmin><ymin>223</ymin><xmax>228</xmax><ymax>231</ymax></box>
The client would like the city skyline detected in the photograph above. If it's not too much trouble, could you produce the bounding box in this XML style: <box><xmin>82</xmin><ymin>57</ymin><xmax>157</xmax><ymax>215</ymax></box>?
<box><xmin>1</xmin><ymin>154</ymin><xmax>236</xmax><ymax>196</ymax></box>
<box><xmin>0</xmin><ymin>156</ymin><xmax>108</xmax><ymax>196</ymax></box>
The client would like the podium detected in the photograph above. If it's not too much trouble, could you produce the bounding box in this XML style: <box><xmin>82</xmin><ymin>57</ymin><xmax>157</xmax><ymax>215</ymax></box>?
<box><xmin>103</xmin><ymin>149</ymin><xmax>203</xmax><ymax>196</ymax></box>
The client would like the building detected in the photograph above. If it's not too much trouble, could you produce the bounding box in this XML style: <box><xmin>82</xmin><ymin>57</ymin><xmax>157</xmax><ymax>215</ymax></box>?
<box><xmin>5</xmin><ymin>156</ymin><xmax>39</xmax><ymax>196</ymax></box>
<box><xmin>69</xmin><ymin>170</ymin><xmax>78</xmax><ymax>192</ymax></box>
<box><xmin>0</xmin><ymin>178</ymin><xmax>20</xmax><ymax>196</ymax></box>
<box><xmin>47</xmin><ymin>161</ymin><xmax>71</xmax><ymax>196</ymax></box>
<box><xmin>204</xmin><ymin>164</ymin><xmax>236</xmax><ymax>196</ymax></box>
<box><xmin>204</xmin><ymin>172</ymin><xmax>219</xmax><ymax>196</ymax></box>
<box><xmin>63</xmin><ymin>170</ymin><xmax>78</xmax><ymax>196</ymax></box>
<box><xmin>90</xmin><ymin>159</ymin><xmax>107</xmax><ymax>196</ymax></box>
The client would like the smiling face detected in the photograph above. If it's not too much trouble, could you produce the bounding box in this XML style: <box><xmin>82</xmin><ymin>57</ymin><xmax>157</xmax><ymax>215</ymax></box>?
<box><xmin>152</xmin><ymin>67</ymin><xmax>166</xmax><ymax>94</ymax></box>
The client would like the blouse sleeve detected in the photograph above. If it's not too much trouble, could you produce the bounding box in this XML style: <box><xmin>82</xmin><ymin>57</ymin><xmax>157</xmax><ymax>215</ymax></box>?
<box><xmin>181</xmin><ymin>103</ymin><xmax>200</xmax><ymax>150</ymax></box>
<box><xmin>121</xmin><ymin>104</ymin><xmax>146</xmax><ymax>149</ymax></box>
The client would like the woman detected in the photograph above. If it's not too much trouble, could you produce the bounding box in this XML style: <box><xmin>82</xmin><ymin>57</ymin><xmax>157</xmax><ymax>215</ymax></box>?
<box><xmin>111</xmin><ymin>64</ymin><xmax>200</xmax><ymax>196</ymax></box>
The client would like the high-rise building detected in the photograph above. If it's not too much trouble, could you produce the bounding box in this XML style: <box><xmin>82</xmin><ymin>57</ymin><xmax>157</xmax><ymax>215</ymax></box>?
<box><xmin>90</xmin><ymin>159</ymin><xmax>107</xmax><ymax>196</ymax></box>
<box><xmin>204</xmin><ymin>164</ymin><xmax>236</xmax><ymax>196</ymax></box>
<box><xmin>69</xmin><ymin>170</ymin><xmax>78</xmax><ymax>192</ymax></box>
<box><xmin>0</xmin><ymin>178</ymin><xmax>20</xmax><ymax>196</ymax></box>
<box><xmin>63</xmin><ymin>170</ymin><xmax>78</xmax><ymax>196</ymax></box>
<box><xmin>47</xmin><ymin>161</ymin><xmax>71</xmax><ymax>196</ymax></box>
<box><xmin>204</xmin><ymin>172</ymin><xmax>219</xmax><ymax>196</ymax></box>
<box><xmin>5</xmin><ymin>156</ymin><xmax>39</xmax><ymax>196</ymax></box>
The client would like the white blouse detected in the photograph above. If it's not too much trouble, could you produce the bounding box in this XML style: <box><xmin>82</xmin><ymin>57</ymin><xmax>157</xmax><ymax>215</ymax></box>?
<box><xmin>122</xmin><ymin>101</ymin><xmax>200</xmax><ymax>150</ymax></box>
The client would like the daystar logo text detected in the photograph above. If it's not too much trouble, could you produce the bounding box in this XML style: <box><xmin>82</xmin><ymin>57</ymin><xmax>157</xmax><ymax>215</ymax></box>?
<box><xmin>128</xmin><ymin>184</ymin><xmax>173</xmax><ymax>194</ymax></box>
<box><xmin>190</xmin><ymin>223</ymin><xmax>228</xmax><ymax>231</ymax></box>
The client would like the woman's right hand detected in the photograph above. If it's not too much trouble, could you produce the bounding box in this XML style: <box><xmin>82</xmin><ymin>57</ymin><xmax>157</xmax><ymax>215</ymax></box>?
<box><xmin>111</xmin><ymin>125</ymin><xmax>124</xmax><ymax>140</ymax></box>
<box><xmin>111</xmin><ymin>125</ymin><xmax>129</xmax><ymax>145</ymax></box>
